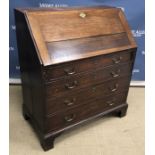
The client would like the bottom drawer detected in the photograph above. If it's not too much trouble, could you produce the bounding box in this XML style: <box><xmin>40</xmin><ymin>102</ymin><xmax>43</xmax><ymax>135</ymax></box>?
<box><xmin>45</xmin><ymin>91</ymin><xmax>128</xmax><ymax>133</ymax></box>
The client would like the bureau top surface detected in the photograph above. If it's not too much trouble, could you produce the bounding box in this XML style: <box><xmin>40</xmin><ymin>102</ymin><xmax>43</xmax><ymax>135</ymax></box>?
<box><xmin>16</xmin><ymin>6</ymin><xmax>137</xmax><ymax>66</ymax></box>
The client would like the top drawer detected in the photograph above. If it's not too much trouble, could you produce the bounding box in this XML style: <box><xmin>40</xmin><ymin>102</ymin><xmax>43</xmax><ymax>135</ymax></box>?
<box><xmin>42</xmin><ymin>50</ymin><xmax>134</xmax><ymax>82</ymax></box>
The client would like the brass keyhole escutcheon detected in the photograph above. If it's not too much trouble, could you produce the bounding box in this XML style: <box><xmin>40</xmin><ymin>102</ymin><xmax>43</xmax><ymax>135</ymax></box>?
<box><xmin>79</xmin><ymin>12</ymin><xmax>86</xmax><ymax>18</ymax></box>
<box><xmin>92</xmin><ymin>87</ymin><xmax>96</xmax><ymax>92</ymax></box>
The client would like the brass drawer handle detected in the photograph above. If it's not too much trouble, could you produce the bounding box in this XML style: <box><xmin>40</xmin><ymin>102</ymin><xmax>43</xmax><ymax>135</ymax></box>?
<box><xmin>64</xmin><ymin>114</ymin><xmax>76</xmax><ymax>122</ymax></box>
<box><xmin>65</xmin><ymin>81</ymin><xmax>78</xmax><ymax>89</ymax></box>
<box><xmin>112</xmin><ymin>56</ymin><xmax>122</xmax><ymax>64</ymax></box>
<box><xmin>109</xmin><ymin>84</ymin><xmax>119</xmax><ymax>92</ymax></box>
<box><xmin>64</xmin><ymin>98</ymin><xmax>76</xmax><ymax>106</ymax></box>
<box><xmin>64</xmin><ymin>68</ymin><xmax>76</xmax><ymax>75</ymax></box>
<box><xmin>107</xmin><ymin>101</ymin><xmax>115</xmax><ymax>106</ymax></box>
<box><xmin>79</xmin><ymin>12</ymin><xmax>86</xmax><ymax>18</ymax></box>
<box><xmin>110</xmin><ymin>69</ymin><xmax>121</xmax><ymax>78</ymax></box>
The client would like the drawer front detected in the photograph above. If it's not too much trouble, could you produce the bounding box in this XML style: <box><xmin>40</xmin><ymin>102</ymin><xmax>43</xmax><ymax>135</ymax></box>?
<box><xmin>46</xmin><ymin>77</ymin><xmax>130</xmax><ymax>115</ymax></box>
<box><xmin>43</xmin><ymin>50</ymin><xmax>134</xmax><ymax>82</ymax></box>
<box><xmin>45</xmin><ymin>92</ymin><xmax>128</xmax><ymax>132</ymax></box>
<box><xmin>45</xmin><ymin>63</ymin><xmax>132</xmax><ymax>97</ymax></box>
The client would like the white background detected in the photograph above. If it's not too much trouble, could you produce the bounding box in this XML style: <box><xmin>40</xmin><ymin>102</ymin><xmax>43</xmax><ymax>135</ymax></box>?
<box><xmin>0</xmin><ymin>1</ymin><xmax>154</xmax><ymax>155</ymax></box>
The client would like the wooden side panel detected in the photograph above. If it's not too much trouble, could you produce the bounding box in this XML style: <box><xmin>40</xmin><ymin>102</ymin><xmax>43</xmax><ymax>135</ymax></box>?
<box><xmin>25</xmin><ymin>14</ymin><xmax>51</xmax><ymax>65</ymax></box>
<box><xmin>14</xmin><ymin>10</ymin><xmax>33</xmax><ymax>114</ymax></box>
<box><xmin>14</xmin><ymin>9</ymin><xmax>45</xmax><ymax>132</ymax></box>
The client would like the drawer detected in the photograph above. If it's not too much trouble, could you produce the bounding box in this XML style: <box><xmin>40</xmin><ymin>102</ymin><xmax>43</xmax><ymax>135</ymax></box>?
<box><xmin>45</xmin><ymin>63</ymin><xmax>132</xmax><ymax>97</ymax></box>
<box><xmin>46</xmin><ymin>77</ymin><xmax>130</xmax><ymax>115</ymax></box>
<box><xmin>45</xmin><ymin>92</ymin><xmax>128</xmax><ymax>132</ymax></box>
<box><xmin>43</xmin><ymin>50</ymin><xmax>134</xmax><ymax>82</ymax></box>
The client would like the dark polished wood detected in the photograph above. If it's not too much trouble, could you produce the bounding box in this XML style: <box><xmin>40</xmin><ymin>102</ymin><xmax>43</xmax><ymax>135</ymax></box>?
<box><xmin>45</xmin><ymin>92</ymin><xmax>128</xmax><ymax>132</ymax></box>
<box><xmin>45</xmin><ymin>74</ymin><xmax>131</xmax><ymax>99</ymax></box>
<box><xmin>45</xmin><ymin>78</ymin><xmax>130</xmax><ymax>115</ymax></box>
<box><xmin>15</xmin><ymin>6</ymin><xmax>137</xmax><ymax>151</ymax></box>
<box><xmin>43</xmin><ymin>50</ymin><xmax>134</xmax><ymax>81</ymax></box>
<box><xmin>46</xmin><ymin>33</ymin><xmax>130</xmax><ymax>64</ymax></box>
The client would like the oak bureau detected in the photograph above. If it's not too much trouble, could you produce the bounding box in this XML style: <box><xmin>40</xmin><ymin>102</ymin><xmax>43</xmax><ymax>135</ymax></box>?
<box><xmin>15</xmin><ymin>6</ymin><xmax>137</xmax><ymax>151</ymax></box>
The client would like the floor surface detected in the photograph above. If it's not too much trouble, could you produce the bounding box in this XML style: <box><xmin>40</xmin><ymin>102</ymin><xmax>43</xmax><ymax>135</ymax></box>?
<box><xmin>9</xmin><ymin>86</ymin><xmax>144</xmax><ymax>155</ymax></box>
